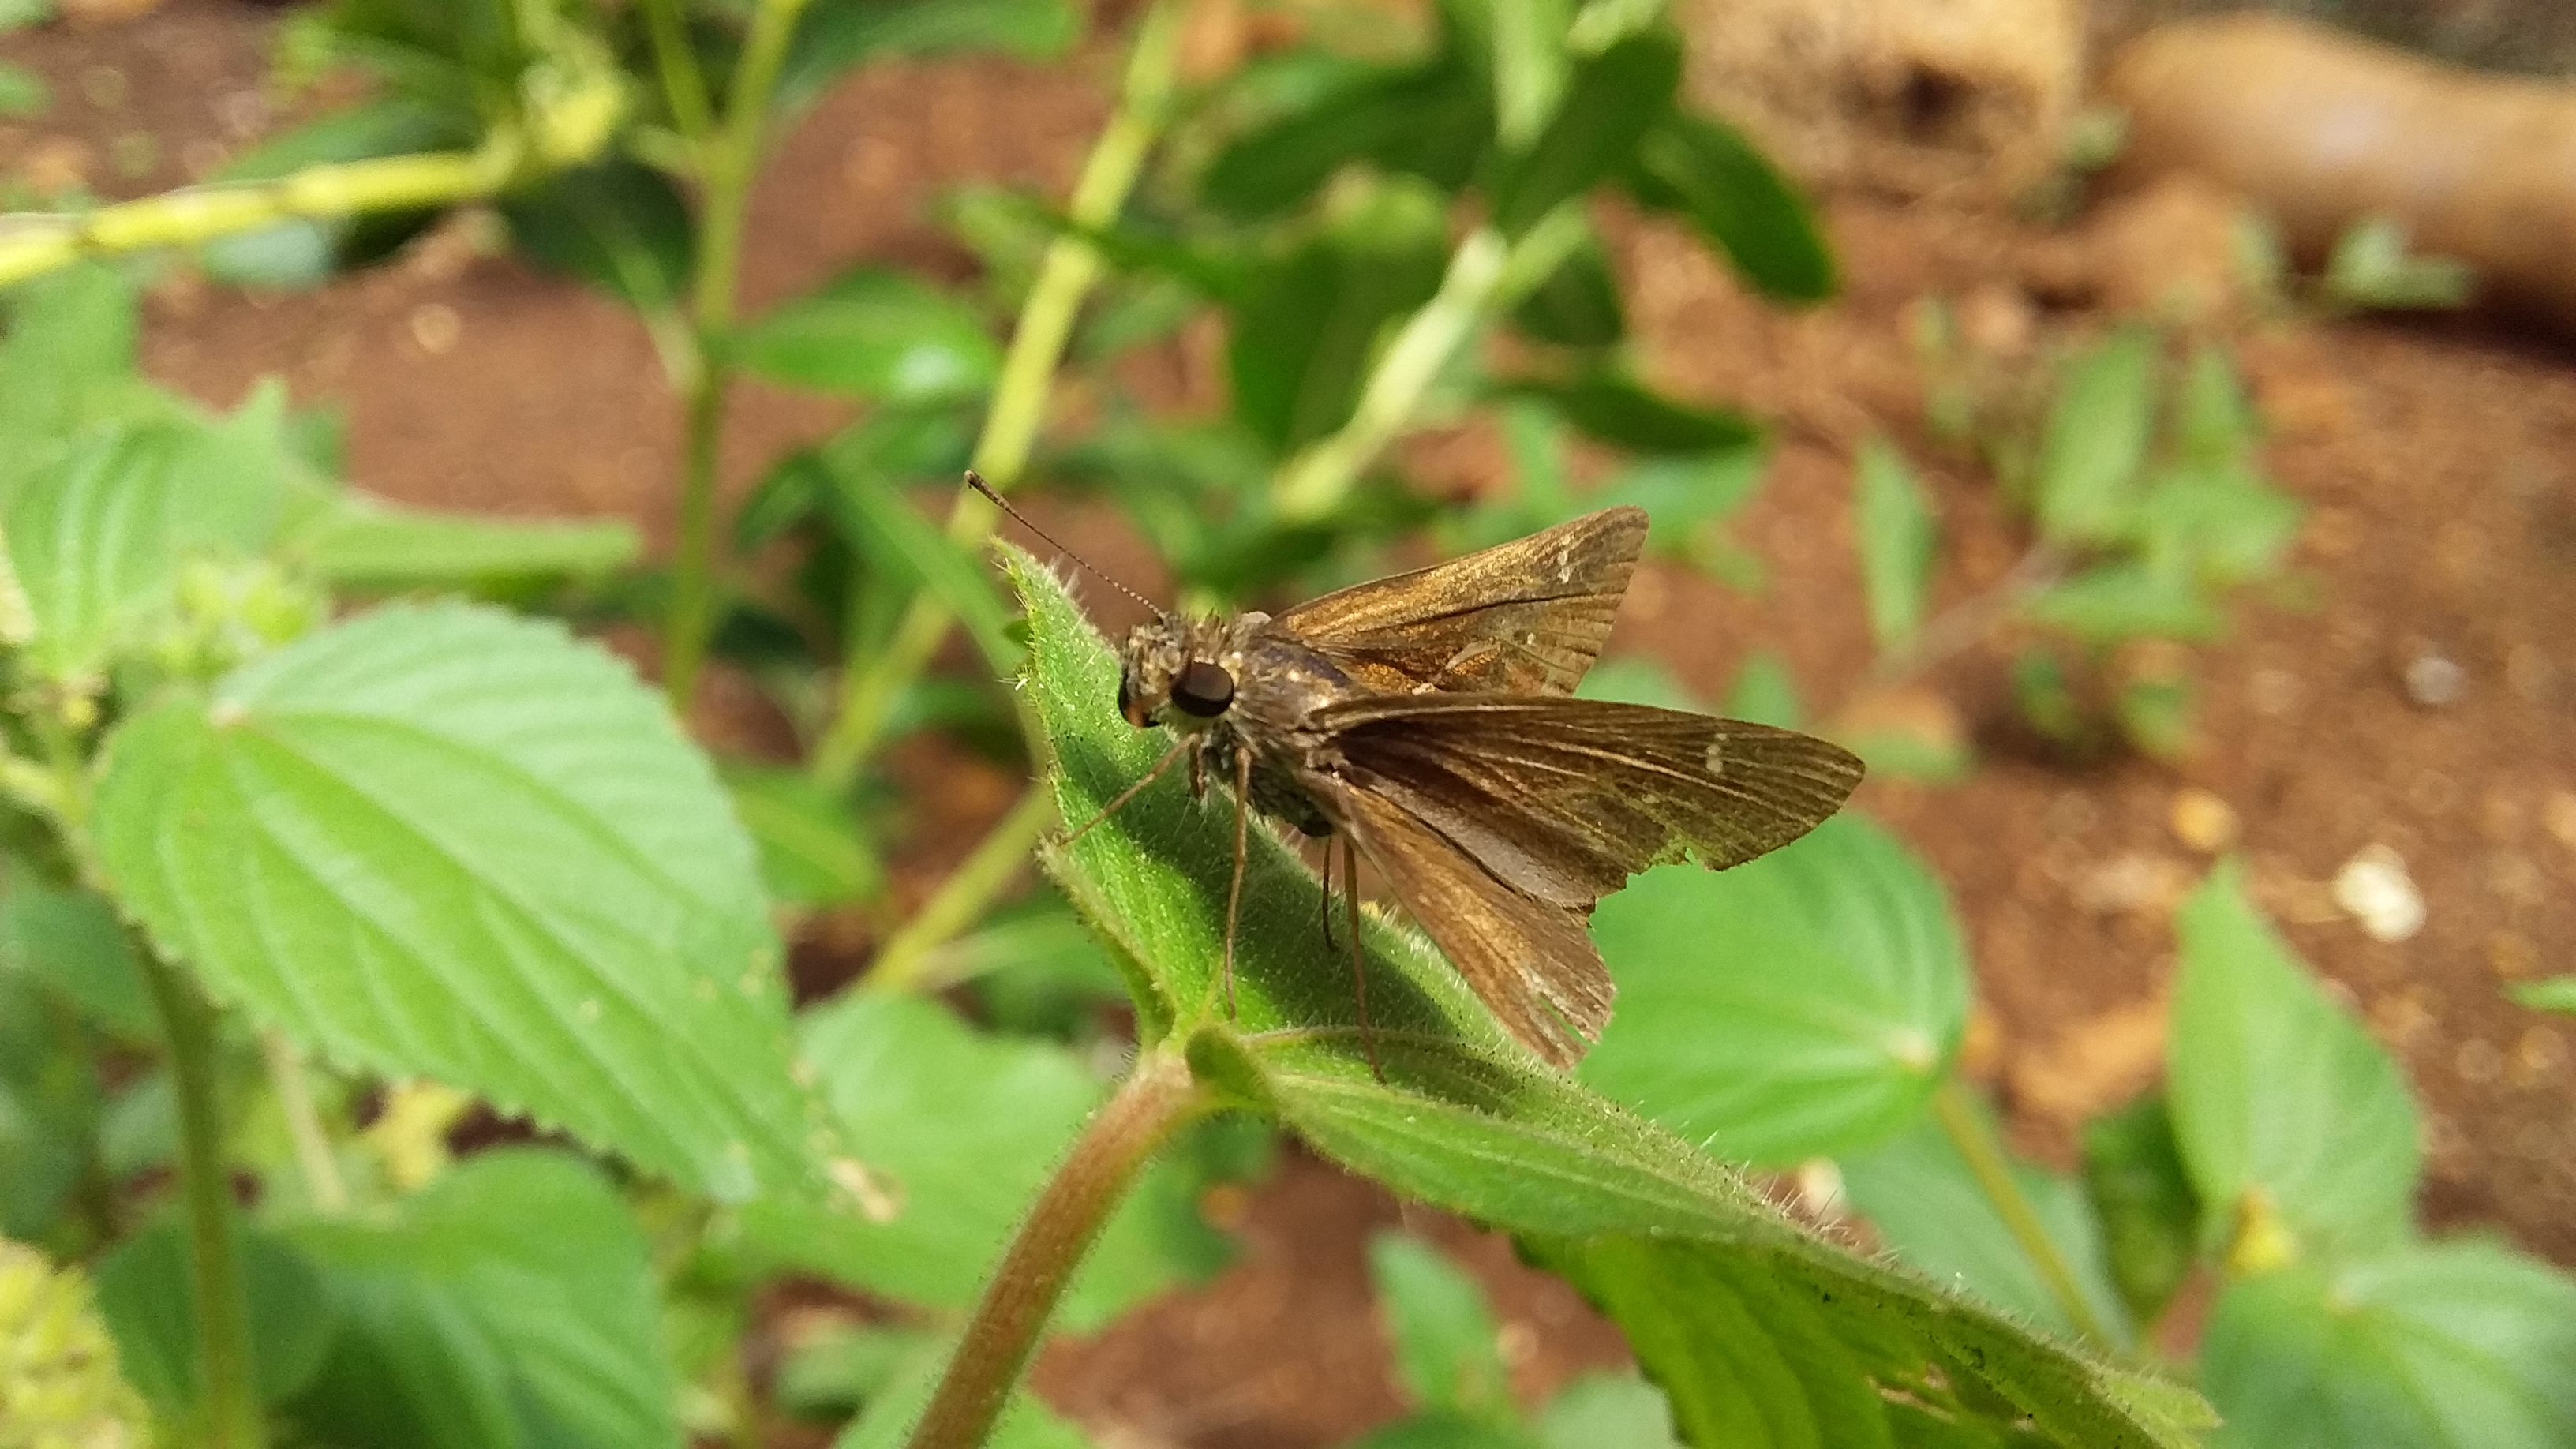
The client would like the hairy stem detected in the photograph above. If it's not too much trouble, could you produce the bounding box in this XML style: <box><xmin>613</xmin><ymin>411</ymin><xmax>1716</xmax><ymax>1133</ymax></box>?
<box><xmin>141</xmin><ymin>949</ymin><xmax>263</xmax><ymax>1448</ymax></box>
<box><xmin>904</xmin><ymin>1051</ymin><xmax>1205</xmax><ymax>1449</ymax></box>
<box><xmin>661</xmin><ymin>0</ymin><xmax>816</xmax><ymax>710</ymax></box>
<box><xmin>1270</xmin><ymin>203</ymin><xmax>1588</xmax><ymax>523</ymax></box>
<box><xmin>808</xmin><ymin>0</ymin><xmax>1183</xmax><ymax>788</ymax></box>
<box><xmin>1929</xmin><ymin>1077</ymin><xmax>2115</xmax><ymax>1348</ymax></box>
<box><xmin>864</xmin><ymin>784</ymin><xmax>1059</xmax><ymax>994</ymax></box>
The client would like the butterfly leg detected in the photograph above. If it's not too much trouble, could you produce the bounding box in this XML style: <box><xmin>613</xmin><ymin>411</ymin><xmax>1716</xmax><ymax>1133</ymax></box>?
<box><xmin>1318</xmin><ymin>837</ymin><xmax>1335</xmax><ymax>950</ymax></box>
<box><xmin>1222</xmin><ymin>743</ymin><xmax>1251</xmax><ymax>1020</ymax></box>
<box><xmin>1344</xmin><ymin>835</ymin><xmax>1381</xmax><ymax>1083</ymax></box>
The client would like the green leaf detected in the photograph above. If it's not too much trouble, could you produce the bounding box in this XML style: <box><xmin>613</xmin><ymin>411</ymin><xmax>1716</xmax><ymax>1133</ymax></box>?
<box><xmin>1538</xmin><ymin>1372</ymin><xmax>1682</xmax><ymax>1449</ymax></box>
<box><xmin>92</xmin><ymin>602</ymin><xmax>824</xmax><ymax>1203</ymax></box>
<box><xmin>1584</xmin><ymin>816</ymin><xmax>1967</xmax><ymax>1165</ymax></box>
<box><xmin>1371</xmin><ymin>1233</ymin><xmax>1513</xmax><ymax>1420</ymax></box>
<box><xmin>1487</xmin><ymin>30</ymin><xmax>1682</xmax><ymax>237</ymax></box>
<box><xmin>6</xmin><ymin>388</ymin><xmax>295</xmax><ymax>681</ymax></box>
<box><xmin>818</xmin><ymin>464</ymin><xmax>1019</xmax><ymax>672</ymax></box>
<box><xmin>2</xmin><ymin>882</ymin><xmax>154</xmax><ymax>1042</ymax></box>
<box><xmin>1513</xmin><ymin>230</ymin><xmax>1626</xmax><ymax>347</ymax></box>
<box><xmin>1623</xmin><ymin>110</ymin><xmax>1834</xmax><ymax>302</ymax></box>
<box><xmin>200</xmin><ymin>99</ymin><xmax>479</xmax><ymax>288</ymax></box>
<box><xmin>781</xmin><ymin>0</ymin><xmax>1082</xmax><ymax>113</ymax></box>
<box><xmin>2170</xmin><ymin>860</ymin><xmax>2417</xmax><ymax>1263</ymax></box>
<box><xmin>2115</xmin><ymin>676</ymin><xmax>2192</xmax><ymax>761</ymax></box>
<box><xmin>1853</xmin><ymin>439</ymin><xmax>1936</xmax><ymax>653</ymax></box>
<box><xmin>2171</xmin><ymin>347</ymin><xmax>2258</xmax><ymax>470</ymax></box>
<box><xmin>0</xmin><ymin>61</ymin><xmax>47</xmax><ymax>118</ymax></box>
<box><xmin>737</xmin><ymin>993</ymin><xmax>1230</xmax><ymax>1333</ymax></box>
<box><xmin>1230</xmin><ymin>206</ymin><xmax>1449</xmax><ymax>453</ymax></box>
<box><xmin>1201</xmin><ymin>62</ymin><xmax>1491</xmax><ymax>222</ymax></box>
<box><xmin>2023</xmin><ymin>564</ymin><xmax>2221</xmax><ymax>646</ymax></box>
<box><xmin>0</xmin><ymin>261</ymin><xmax>139</xmax><ymax>459</ymax></box>
<box><xmin>830</xmin><ymin>1332</ymin><xmax>1097</xmax><ymax>1449</ymax></box>
<box><xmin>1840</xmin><ymin>1111</ymin><xmax>2132</xmax><ymax>1345</ymax></box>
<box><xmin>1354</xmin><ymin>1410</ymin><xmax>1544</xmax><ymax>1449</ymax></box>
<box><xmin>95</xmin><ymin>1215</ymin><xmax>334</xmax><ymax>1418</ymax></box>
<box><xmin>2135</xmin><ymin>467</ymin><xmax>2301</xmax><ymax>590</ymax></box>
<box><xmin>1008</xmin><ymin>549</ymin><xmax>2206</xmax><ymax>1448</ymax></box>
<box><xmin>501</xmin><ymin>160</ymin><xmax>695</xmax><ymax>314</ymax></box>
<box><xmin>1724</xmin><ymin>651</ymin><xmax>1803</xmax><ymax>729</ymax></box>
<box><xmin>2032</xmin><ymin>328</ymin><xmax>2156</xmax><ymax>546</ymax></box>
<box><xmin>1507</xmin><ymin>372</ymin><xmax>1758</xmax><ymax>455</ymax></box>
<box><xmin>2011</xmin><ymin>650</ymin><xmax>2085</xmax><ymax>748</ymax></box>
<box><xmin>1575</xmin><ymin>656</ymin><xmax>1702</xmax><ymax>711</ymax></box>
<box><xmin>2081</xmin><ymin>1095</ymin><xmax>2201</xmax><ymax>1328</ymax></box>
<box><xmin>2510</xmin><ymin>976</ymin><xmax>2576</xmax><ymax>1013</ymax></box>
<box><xmin>723</xmin><ymin>762</ymin><xmax>882</xmax><ymax>908</ymax></box>
<box><xmin>279</xmin><ymin>493</ymin><xmax>641</xmax><ymax>590</ymax></box>
<box><xmin>2320</xmin><ymin>218</ymin><xmax>2473</xmax><ymax>313</ymax></box>
<box><xmin>2200</xmin><ymin>1242</ymin><xmax>2576</xmax><ymax>1448</ymax></box>
<box><xmin>775</xmin><ymin>1322</ymin><xmax>940</xmax><ymax>1420</ymax></box>
<box><xmin>734</xmin><ymin>269</ymin><xmax>1002</xmax><ymax>404</ymax></box>
<box><xmin>0</xmin><ymin>970</ymin><xmax>99</xmax><ymax>1239</ymax></box>
<box><xmin>282</xmin><ymin>1148</ymin><xmax>681</xmax><ymax>1449</ymax></box>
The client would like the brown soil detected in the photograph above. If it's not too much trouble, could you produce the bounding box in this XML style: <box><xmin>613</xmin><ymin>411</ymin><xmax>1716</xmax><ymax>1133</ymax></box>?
<box><xmin>10</xmin><ymin>5</ymin><xmax>2575</xmax><ymax>1446</ymax></box>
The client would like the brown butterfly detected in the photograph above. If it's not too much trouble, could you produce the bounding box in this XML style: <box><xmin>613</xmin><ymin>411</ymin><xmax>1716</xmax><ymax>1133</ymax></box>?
<box><xmin>979</xmin><ymin>477</ymin><xmax>1863</xmax><ymax>1070</ymax></box>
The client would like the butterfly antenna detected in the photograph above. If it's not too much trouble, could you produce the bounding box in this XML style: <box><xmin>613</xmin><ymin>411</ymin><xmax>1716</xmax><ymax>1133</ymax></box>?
<box><xmin>965</xmin><ymin>471</ymin><xmax>1162</xmax><ymax>614</ymax></box>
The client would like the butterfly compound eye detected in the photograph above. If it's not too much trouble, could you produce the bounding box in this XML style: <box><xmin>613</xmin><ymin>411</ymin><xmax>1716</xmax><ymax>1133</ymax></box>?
<box><xmin>1115</xmin><ymin>672</ymin><xmax>1148</xmax><ymax>728</ymax></box>
<box><xmin>1170</xmin><ymin>661</ymin><xmax>1235</xmax><ymax>718</ymax></box>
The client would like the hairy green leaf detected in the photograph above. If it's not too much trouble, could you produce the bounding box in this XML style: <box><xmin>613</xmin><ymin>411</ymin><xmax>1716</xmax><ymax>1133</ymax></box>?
<box><xmin>92</xmin><ymin>603</ymin><xmax>825</xmax><ymax>1203</ymax></box>
<box><xmin>2170</xmin><ymin>861</ymin><xmax>2418</xmax><ymax>1263</ymax></box>
<box><xmin>1585</xmin><ymin>817</ymin><xmax>1968</xmax><ymax>1165</ymax></box>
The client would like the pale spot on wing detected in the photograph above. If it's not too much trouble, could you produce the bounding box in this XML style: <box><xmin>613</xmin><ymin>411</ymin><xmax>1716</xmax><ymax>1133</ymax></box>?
<box><xmin>1704</xmin><ymin>736</ymin><xmax>1727</xmax><ymax>774</ymax></box>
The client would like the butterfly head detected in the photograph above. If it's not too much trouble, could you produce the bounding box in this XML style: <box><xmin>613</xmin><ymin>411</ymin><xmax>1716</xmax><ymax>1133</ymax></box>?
<box><xmin>1117</xmin><ymin>616</ymin><xmax>1239</xmax><ymax>732</ymax></box>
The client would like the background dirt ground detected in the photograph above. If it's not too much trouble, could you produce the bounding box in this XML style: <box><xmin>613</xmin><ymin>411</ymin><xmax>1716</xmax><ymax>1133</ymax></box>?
<box><xmin>7</xmin><ymin>4</ymin><xmax>2574</xmax><ymax>1446</ymax></box>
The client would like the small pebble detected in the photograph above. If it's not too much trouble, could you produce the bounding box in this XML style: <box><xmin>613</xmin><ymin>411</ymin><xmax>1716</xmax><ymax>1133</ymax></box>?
<box><xmin>407</xmin><ymin>301</ymin><xmax>462</xmax><ymax>355</ymax></box>
<box><xmin>2403</xmin><ymin>651</ymin><xmax>2466</xmax><ymax>707</ymax></box>
<box><xmin>2333</xmin><ymin>844</ymin><xmax>2426</xmax><ymax>942</ymax></box>
<box><xmin>2170</xmin><ymin>788</ymin><xmax>2239</xmax><ymax>853</ymax></box>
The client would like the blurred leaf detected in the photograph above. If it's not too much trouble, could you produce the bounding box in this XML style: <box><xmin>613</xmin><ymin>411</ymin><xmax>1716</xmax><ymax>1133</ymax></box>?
<box><xmin>93</xmin><ymin>603</ymin><xmax>825</xmax><ymax>1204</ymax></box>
<box><xmin>0</xmin><ymin>262</ymin><xmax>140</xmax><ymax>470</ymax></box>
<box><xmin>2082</xmin><ymin>1095</ymin><xmax>2202</xmax><ymax>1328</ymax></box>
<box><xmin>1574</xmin><ymin>655</ymin><xmax>1700</xmax><ymax>711</ymax></box>
<box><xmin>2116</xmin><ymin>675</ymin><xmax>2192</xmax><ymax>761</ymax></box>
<box><xmin>1353</xmin><ymin>1410</ymin><xmax>1542</xmax><ymax>1449</ymax></box>
<box><xmin>1201</xmin><ymin>62</ymin><xmax>1490</xmax><ymax>222</ymax></box>
<box><xmin>1506</xmin><ymin>371</ymin><xmax>1757</xmax><ymax>455</ymax></box>
<box><xmin>2510</xmin><ymin>977</ymin><xmax>2576</xmax><ymax>1014</ymax></box>
<box><xmin>202</xmin><ymin>99</ymin><xmax>477</xmax><ymax>288</ymax></box>
<box><xmin>2011</xmin><ymin>650</ymin><xmax>2085</xmax><ymax>747</ymax></box>
<box><xmin>1487</xmin><ymin>30</ymin><xmax>1680</xmax><ymax>237</ymax></box>
<box><xmin>1623</xmin><ymin>110</ymin><xmax>1833</xmax><ymax>302</ymax></box>
<box><xmin>1537</xmin><ymin>1372</ymin><xmax>1680</xmax><ymax>1449</ymax></box>
<box><xmin>1584</xmin><ymin>816</ymin><xmax>1968</xmax><ymax>1165</ymax></box>
<box><xmin>1511</xmin><ymin>231</ymin><xmax>1625</xmax><ymax>347</ymax></box>
<box><xmin>0</xmin><ymin>62</ymin><xmax>47</xmax><ymax>117</ymax></box>
<box><xmin>830</xmin><ymin>1331</ymin><xmax>1095</xmax><ymax>1449</ymax></box>
<box><xmin>1370</xmin><ymin>1234</ymin><xmax>1512</xmax><ymax>1421</ymax></box>
<box><xmin>2321</xmin><ymin>218</ymin><xmax>2473</xmax><ymax>313</ymax></box>
<box><xmin>283</xmin><ymin>1149</ymin><xmax>680</xmax><ymax>1449</ymax></box>
<box><xmin>2024</xmin><ymin>564</ymin><xmax>2222</xmax><ymax>645</ymax></box>
<box><xmin>1593</xmin><ymin>446</ymin><xmax>1767</xmax><ymax>553</ymax></box>
<box><xmin>96</xmin><ymin>1215</ymin><xmax>334</xmax><ymax>1417</ymax></box>
<box><xmin>1009</xmin><ymin>547</ymin><xmax>2207</xmax><ymax>1447</ymax></box>
<box><xmin>948</xmin><ymin>899</ymin><xmax>1129</xmax><ymax>1036</ymax></box>
<box><xmin>817</xmin><ymin>465</ymin><xmax>1018</xmax><ymax>671</ymax></box>
<box><xmin>280</xmin><ymin>493</ymin><xmax>641</xmax><ymax>590</ymax></box>
<box><xmin>735</xmin><ymin>269</ymin><xmax>1002</xmax><ymax>404</ymax></box>
<box><xmin>2172</xmin><ymin>346</ymin><xmax>2259</xmax><ymax>470</ymax></box>
<box><xmin>502</xmin><ymin>160</ymin><xmax>695</xmax><ymax>313</ymax></box>
<box><xmin>2033</xmin><ymin>328</ymin><xmax>2156</xmax><ymax>546</ymax></box>
<box><xmin>1840</xmin><ymin>1110</ymin><xmax>2132</xmax><ymax>1344</ymax></box>
<box><xmin>1486</xmin><ymin>0</ymin><xmax>1570</xmax><ymax>147</ymax></box>
<box><xmin>6</xmin><ymin>388</ymin><xmax>294</xmax><ymax>681</ymax></box>
<box><xmin>2170</xmin><ymin>860</ymin><xmax>2418</xmax><ymax>1264</ymax></box>
<box><xmin>781</xmin><ymin>0</ymin><xmax>1081</xmax><ymax>113</ymax></box>
<box><xmin>99</xmin><ymin>1069</ymin><xmax>175</xmax><ymax>1181</ymax></box>
<box><xmin>0</xmin><ymin>971</ymin><xmax>99</xmax><ymax>1239</ymax></box>
<box><xmin>775</xmin><ymin>1322</ymin><xmax>941</xmax><ymax>1421</ymax></box>
<box><xmin>2</xmin><ymin>882</ymin><xmax>153</xmax><ymax>1042</ymax></box>
<box><xmin>1723</xmin><ymin>650</ymin><xmax>1803</xmax><ymax>729</ymax></box>
<box><xmin>1840</xmin><ymin>724</ymin><xmax>1973</xmax><ymax>787</ymax></box>
<box><xmin>739</xmin><ymin>993</ymin><xmax>1230</xmax><ymax>1333</ymax></box>
<box><xmin>2201</xmin><ymin>1242</ymin><xmax>2576</xmax><ymax>1448</ymax></box>
<box><xmin>1853</xmin><ymin>439</ymin><xmax>1936</xmax><ymax>653</ymax></box>
<box><xmin>1230</xmin><ymin>208</ymin><xmax>1447</xmax><ymax>452</ymax></box>
<box><xmin>724</xmin><ymin>763</ymin><xmax>882</xmax><ymax>908</ymax></box>
<box><xmin>740</xmin><ymin>406</ymin><xmax>974</xmax><ymax>549</ymax></box>
<box><xmin>2136</xmin><ymin>466</ymin><xmax>2301</xmax><ymax>590</ymax></box>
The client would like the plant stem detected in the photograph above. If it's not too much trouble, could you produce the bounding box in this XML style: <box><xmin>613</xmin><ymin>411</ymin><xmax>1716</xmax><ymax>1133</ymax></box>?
<box><xmin>1270</xmin><ymin>203</ymin><xmax>1588</xmax><ymax>523</ymax></box>
<box><xmin>1929</xmin><ymin>1077</ymin><xmax>2115</xmax><ymax>1348</ymax></box>
<box><xmin>261</xmin><ymin>1030</ymin><xmax>348</xmax><ymax>1215</ymax></box>
<box><xmin>638</xmin><ymin>0</ymin><xmax>717</xmax><ymax>141</ymax></box>
<box><xmin>661</xmin><ymin>0</ymin><xmax>817</xmax><ymax>712</ymax></box>
<box><xmin>808</xmin><ymin>0</ymin><xmax>1183</xmax><ymax>788</ymax></box>
<box><xmin>140</xmin><ymin>948</ymin><xmax>263</xmax><ymax>1449</ymax></box>
<box><xmin>904</xmin><ymin>1050</ymin><xmax>1205</xmax><ymax>1449</ymax></box>
<box><xmin>864</xmin><ymin>784</ymin><xmax>1058</xmax><ymax>994</ymax></box>
<box><xmin>0</xmin><ymin>148</ymin><xmax>515</xmax><ymax>289</ymax></box>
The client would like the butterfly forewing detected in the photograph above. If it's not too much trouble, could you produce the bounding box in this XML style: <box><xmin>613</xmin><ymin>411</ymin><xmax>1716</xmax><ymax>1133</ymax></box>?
<box><xmin>1277</xmin><ymin>507</ymin><xmax>1647</xmax><ymax>696</ymax></box>
<box><xmin>1311</xmin><ymin>776</ymin><xmax>1612</xmax><ymax>1067</ymax></box>
<box><xmin>1316</xmin><ymin>695</ymin><xmax>1864</xmax><ymax>908</ymax></box>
